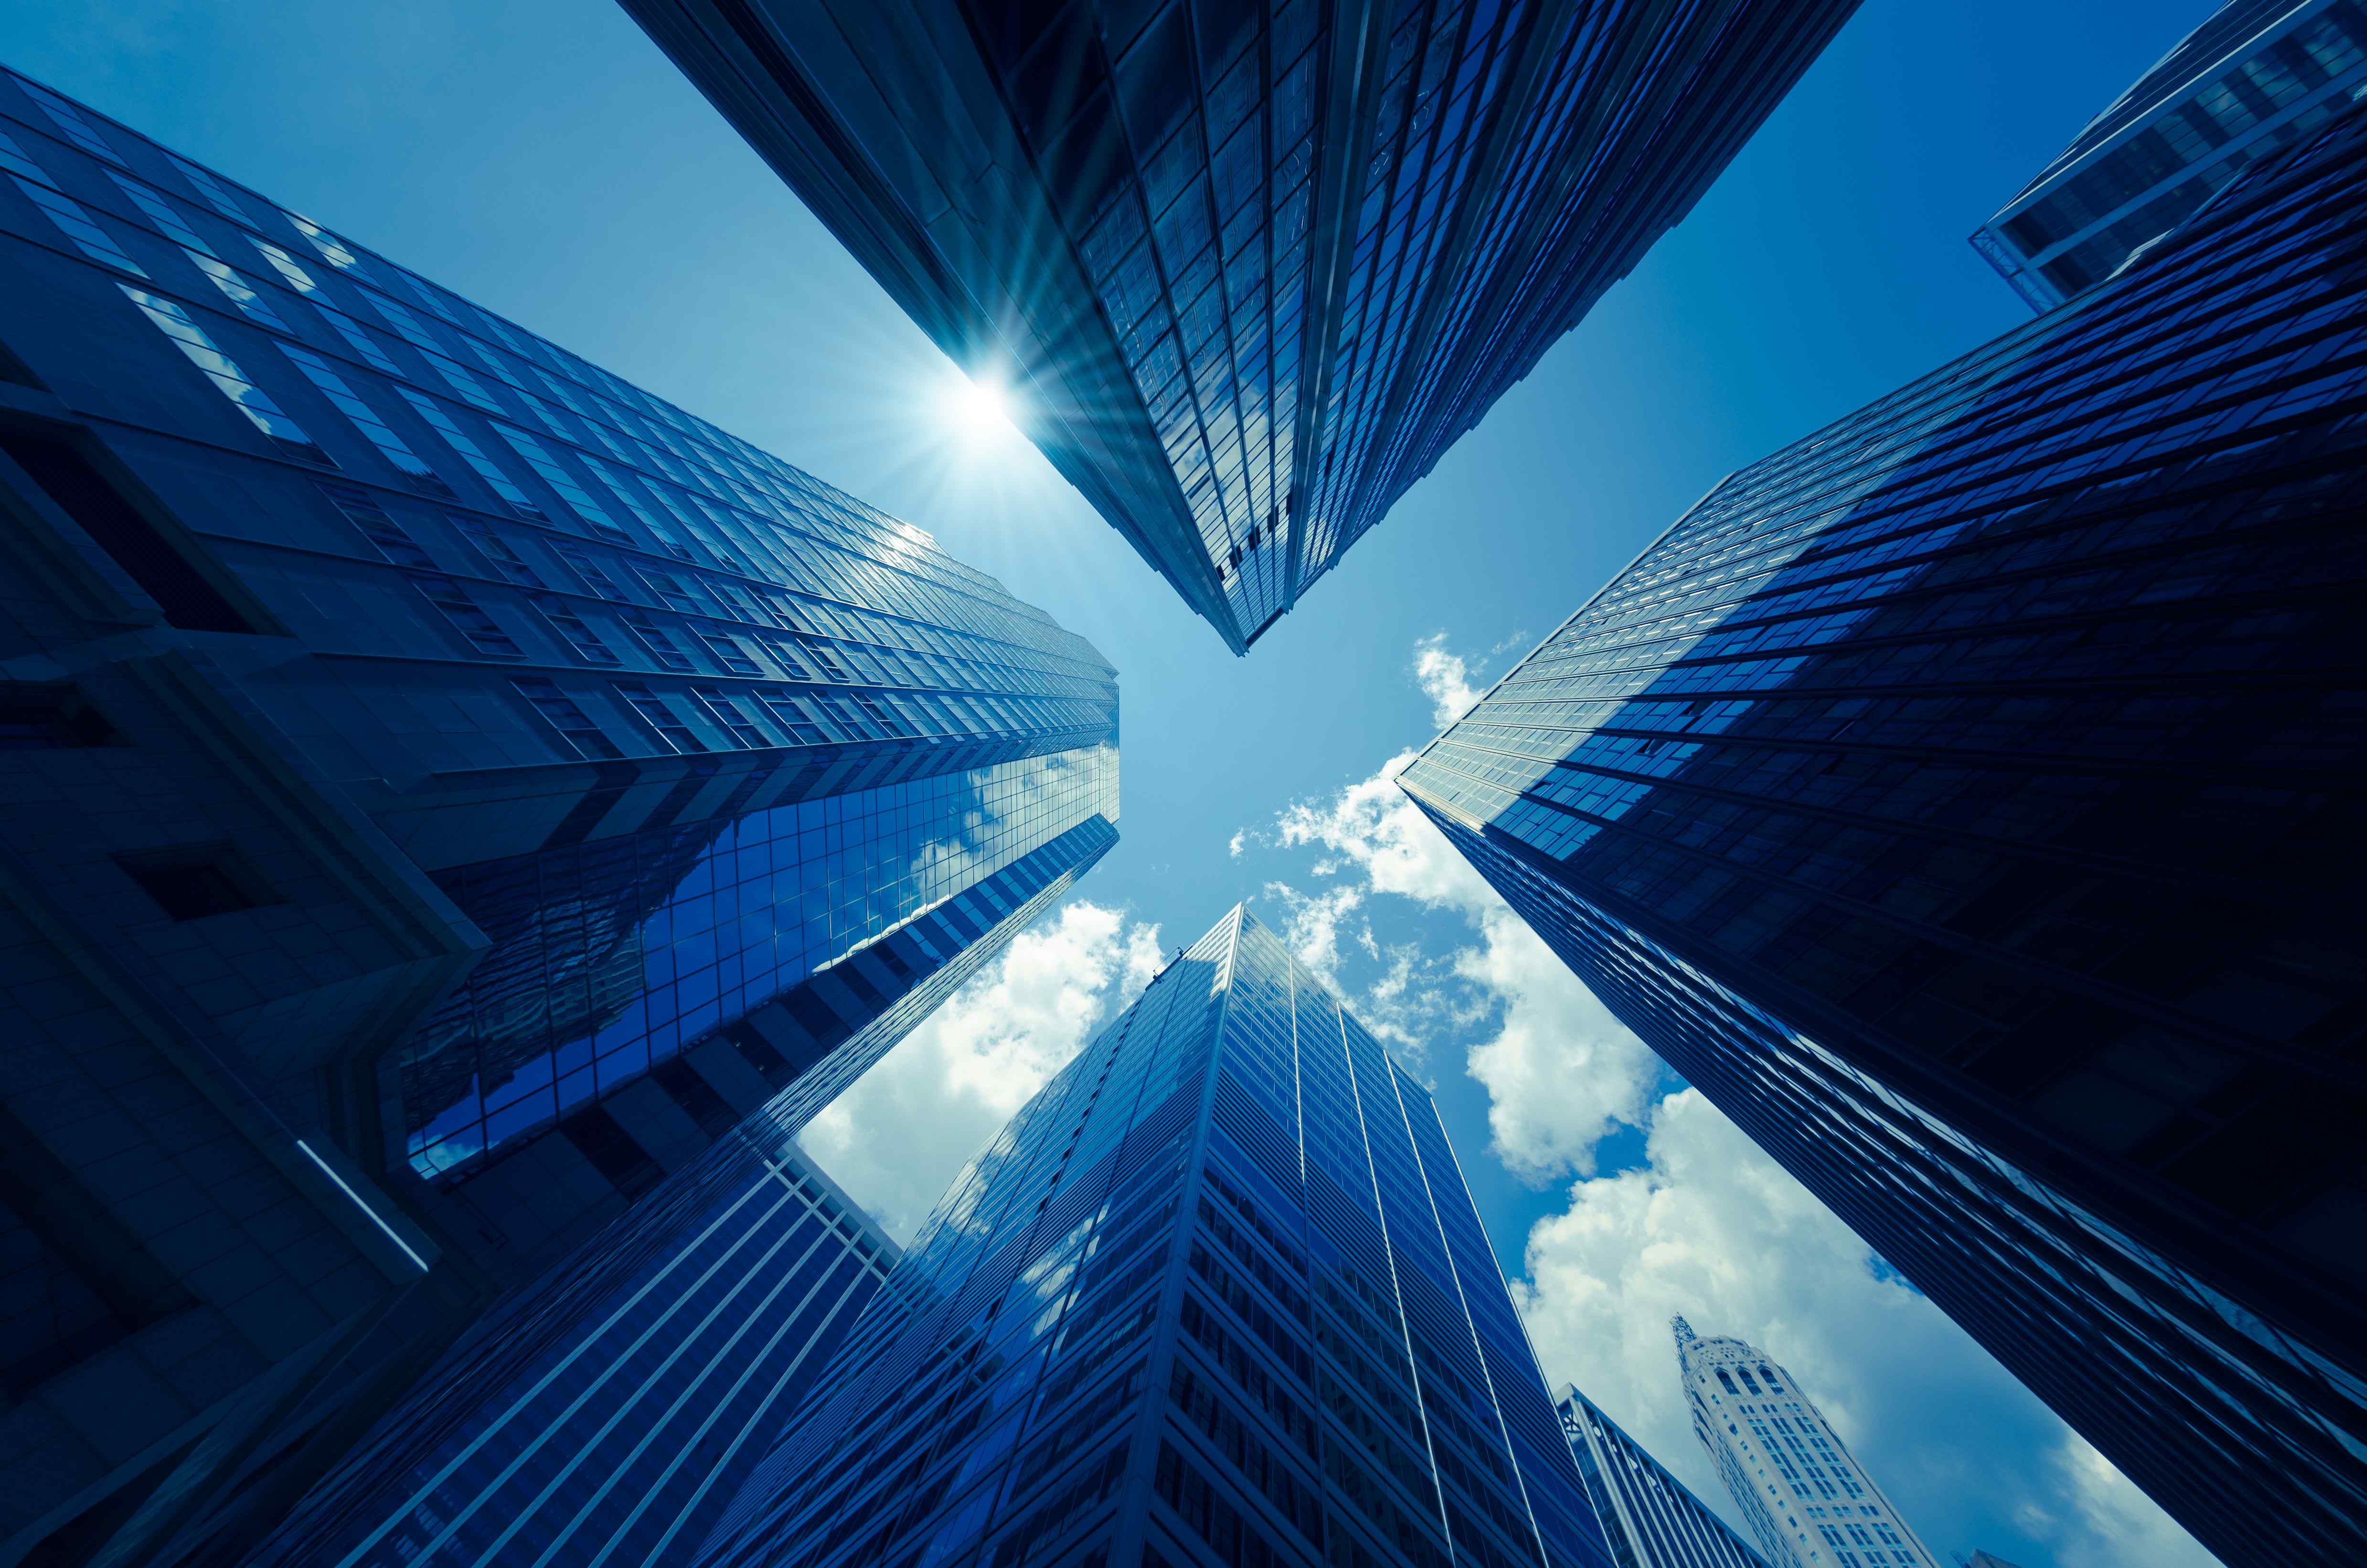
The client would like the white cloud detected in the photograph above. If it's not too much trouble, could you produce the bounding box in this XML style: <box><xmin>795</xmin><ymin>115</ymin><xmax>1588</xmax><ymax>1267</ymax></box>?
<box><xmin>1413</xmin><ymin>632</ymin><xmax>1488</xmax><ymax>728</ymax></box>
<box><xmin>799</xmin><ymin>900</ymin><xmax>1161</xmax><ymax>1242</ymax></box>
<box><xmin>1264</xmin><ymin>879</ymin><xmax>1366</xmax><ymax>988</ymax></box>
<box><xmin>1227</xmin><ymin>830</ymin><xmax>1247</xmax><ymax>858</ymax></box>
<box><xmin>1512</xmin><ymin>1089</ymin><xmax>2219</xmax><ymax>1568</ymax></box>
<box><xmin>1458</xmin><ymin>908</ymin><xmax>1658</xmax><ymax>1181</ymax></box>
<box><xmin>1266</xmin><ymin>738</ymin><xmax>1661</xmax><ymax>1157</ymax></box>
<box><xmin>2048</xmin><ymin>1434</ymin><xmax>2225</xmax><ymax>1568</ymax></box>
<box><xmin>1272</xmin><ymin>750</ymin><xmax>1493</xmax><ymax>912</ymax></box>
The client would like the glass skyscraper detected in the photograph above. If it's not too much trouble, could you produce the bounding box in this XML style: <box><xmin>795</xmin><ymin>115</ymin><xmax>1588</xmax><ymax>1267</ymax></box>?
<box><xmin>1557</xmin><ymin>1386</ymin><xmax>1769</xmax><ymax>1568</ymax></box>
<box><xmin>244</xmin><ymin>1133</ymin><xmax>901</xmax><ymax>1568</ymax></box>
<box><xmin>618</xmin><ymin>0</ymin><xmax>1860</xmax><ymax>651</ymax></box>
<box><xmin>0</xmin><ymin>69</ymin><xmax>1113</xmax><ymax>1568</ymax></box>
<box><xmin>1667</xmin><ymin>1323</ymin><xmax>1934</xmax><ymax>1568</ymax></box>
<box><xmin>694</xmin><ymin>906</ymin><xmax>1614</xmax><ymax>1568</ymax></box>
<box><xmin>1970</xmin><ymin>0</ymin><xmax>2367</xmax><ymax>310</ymax></box>
<box><xmin>1399</xmin><ymin>98</ymin><xmax>2367</xmax><ymax>1568</ymax></box>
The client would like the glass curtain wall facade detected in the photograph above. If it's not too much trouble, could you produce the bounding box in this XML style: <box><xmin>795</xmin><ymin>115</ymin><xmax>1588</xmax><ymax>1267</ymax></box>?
<box><xmin>1667</xmin><ymin>1323</ymin><xmax>1934</xmax><ymax>1568</ymax></box>
<box><xmin>618</xmin><ymin>0</ymin><xmax>1859</xmax><ymax>651</ymax></box>
<box><xmin>1399</xmin><ymin>103</ymin><xmax>2367</xmax><ymax>1568</ymax></box>
<box><xmin>1557</xmin><ymin>1387</ymin><xmax>1769</xmax><ymax>1568</ymax></box>
<box><xmin>1971</xmin><ymin>0</ymin><xmax>2367</xmax><ymax>310</ymax></box>
<box><xmin>244</xmin><ymin>1135</ymin><xmax>901</xmax><ymax>1568</ymax></box>
<box><xmin>693</xmin><ymin>907</ymin><xmax>1615</xmax><ymax>1568</ymax></box>
<box><xmin>0</xmin><ymin>69</ymin><xmax>1114</xmax><ymax>1568</ymax></box>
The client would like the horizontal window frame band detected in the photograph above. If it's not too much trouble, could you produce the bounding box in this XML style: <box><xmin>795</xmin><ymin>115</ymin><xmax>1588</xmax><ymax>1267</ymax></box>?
<box><xmin>33</xmin><ymin>352</ymin><xmax>1104</xmax><ymax>672</ymax></box>
<box><xmin>1425</xmin><ymin>772</ymin><xmax>2367</xmax><ymax>1092</ymax></box>
<box><xmin>1493</xmin><ymin>565</ymin><xmax>2367</xmax><ymax>691</ymax></box>
<box><xmin>1430</xmin><ymin>733</ymin><xmax>2360</xmax><ymax>896</ymax></box>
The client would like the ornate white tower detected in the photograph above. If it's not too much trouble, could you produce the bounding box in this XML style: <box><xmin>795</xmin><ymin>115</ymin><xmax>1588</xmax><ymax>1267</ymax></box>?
<box><xmin>1672</xmin><ymin>1318</ymin><xmax>1942</xmax><ymax>1568</ymax></box>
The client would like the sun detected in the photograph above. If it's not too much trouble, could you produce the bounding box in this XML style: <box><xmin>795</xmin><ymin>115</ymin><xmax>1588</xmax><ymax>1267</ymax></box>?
<box><xmin>940</xmin><ymin>371</ymin><xmax>1018</xmax><ymax>448</ymax></box>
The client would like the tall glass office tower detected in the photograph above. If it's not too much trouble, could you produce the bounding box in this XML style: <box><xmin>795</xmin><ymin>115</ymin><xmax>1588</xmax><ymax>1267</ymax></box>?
<box><xmin>618</xmin><ymin>0</ymin><xmax>1859</xmax><ymax>651</ymax></box>
<box><xmin>695</xmin><ymin>907</ymin><xmax>1615</xmax><ymax>1568</ymax></box>
<box><xmin>245</xmin><ymin>1133</ymin><xmax>900</xmax><ymax>1568</ymax></box>
<box><xmin>1971</xmin><ymin>0</ymin><xmax>2367</xmax><ymax>310</ymax></box>
<box><xmin>1557</xmin><ymin>1386</ymin><xmax>1769</xmax><ymax>1568</ymax></box>
<box><xmin>1668</xmin><ymin>1323</ymin><xmax>1933</xmax><ymax>1568</ymax></box>
<box><xmin>1399</xmin><ymin>99</ymin><xmax>2367</xmax><ymax>1568</ymax></box>
<box><xmin>0</xmin><ymin>69</ymin><xmax>1114</xmax><ymax>1568</ymax></box>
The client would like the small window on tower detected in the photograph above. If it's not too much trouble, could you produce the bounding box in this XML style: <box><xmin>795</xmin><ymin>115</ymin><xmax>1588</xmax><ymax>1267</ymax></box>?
<box><xmin>114</xmin><ymin>842</ymin><xmax>282</xmax><ymax>921</ymax></box>
<box><xmin>0</xmin><ymin>683</ymin><xmax>122</xmax><ymax>747</ymax></box>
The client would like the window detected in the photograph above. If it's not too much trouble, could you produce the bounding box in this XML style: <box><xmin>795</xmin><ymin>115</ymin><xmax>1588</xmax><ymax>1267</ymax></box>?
<box><xmin>167</xmin><ymin>150</ymin><xmax>252</xmax><ymax>223</ymax></box>
<box><xmin>466</xmin><ymin>339</ymin><xmax>524</xmax><ymax>391</ymax></box>
<box><xmin>105</xmin><ymin>172</ymin><xmax>213</xmax><ymax>254</ymax></box>
<box><xmin>691</xmin><ymin>686</ymin><xmax>773</xmax><ymax>747</ymax></box>
<box><xmin>0</xmin><ymin>683</ymin><xmax>120</xmax><ymax>747</ymax></box>
<box><xmin>315</xmin><ymin>479</ymin><xmax>435</xmax><ymax>567</ymax></box>
<box><xmin>0</xmin><ymin>430</ymin><xmax>254</xmax><ymax>633</ymax></box>
<box><xmin>857</xmin><ymin>693</ymin><xmax>913</xmax><ymax>737</ymax></box>
<box><xmin>582</xmin><ymin>454</ymin><xmax>682</xmax><ymax>551</ymax></box>
<box><xmin>452</xmin><ymin>516</ymin><xmax>543</xmax><ymax>585</ymax></box>
<box><xmin>800</xmin><ymin>638</ymin><xmax>851</xmax><ymax>681</ymax></box>
<box><xmin>422</xmin><ymin>348</ymin><xmax>506</xmax><ymax>414</ymax></box>
<box><xmin>549</xmin><ymin>538</ymin><xmax>626</xmax><ymax>598</ymax></box>
<box><xmin>530</xmin><ymin>594</ymin><xmax>618</xmax><ymax>665</ymax></box>
<box><xmin>620</xmin><ymin>609</ymin><xmax>696</xmax><ymax>671</ymax></box>
<box><xmin>410</xmin><ymin>574</ymin><xmax>522</xmax><ymax>657</ymax></box>
<box><xmin>512</xmin><ymin>677</ymin><xmax>620</xmax><ymax>760</ymax></box>
<box><xmin>16</xmin><ymin>76</ymin><xmax>127</xmax><ymax>164</ymax></box>
<box><xmin>753</xmin><ymin>688</ymin><xmax>829</xmax><ymax>744</ymax></box>
<box><xmin>393</xmin><ymin>386</ymin><xmax>542</xmax><ymax>517</ymax></box>
<box><xmin>634</xmin><ymin>566</ymin><xmax>701</xmax><ymax>613</ymax></box>
<box><xmin>490</xmin><ymin>423</ymin><xmax>628</xmax><ymax>539</ymax></box>
<box><xmin>2</xmin><ymin>130</ymin><xmax>146</xmax><ymax>274</ymax></box>
<box><xmin>695</xmin><ymin>629</ymin><xmax>762</xmax><ymax>675</ymax></box>
<box><xmin>282</xmin><ymin>347</ymin><xmax>447</xmax><ymax>490</ymax></box>
<box><xmin>360</xmin><ymin>287</ymin><xmax>440</xmax><ymax>350</ymax></box>
<box><xmin>187</xmin><ymin>252</ymin><xmax>292</xmax><ymax>332</ymax></box>
<box><xmin>395</xmin><ymin>267</ymin><xmax>460</xmax><ymax>324</ymax></box>
<box><xmin>759</xmin><ymin>633</ymin><xmax>812</xmax><ymax>680</ymax></box>
<box><xmin>615</xmin><ymin>682</ymin><xmax>704</xmax><ymax>752</ymax></box>
<box><xmin>286</xmin><ymin>211</ymin><xmax>372</xmax><ymax>277</ymax></box>
<box><xmin>120</xmin><ymin>286</ymin><xmax>329</xmax><ymax>463</ymax></box>
<box><xmin>315</xmin><ymin>302</ymin><xmax>405</xmax><ymax>376</ymax></box>
<box><xmin>114</xmin><ymin>842</ymin><xmax>280</xmax><ymax>920</ymax></box>
<box><xmin>246</xmin><ymin>236</ymin><xmax>319</xmax><ymax>294</ymax></box>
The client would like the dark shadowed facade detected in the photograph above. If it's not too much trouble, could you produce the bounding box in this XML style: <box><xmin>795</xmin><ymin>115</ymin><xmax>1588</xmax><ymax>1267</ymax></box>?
<box><xmin>618</xmin><ymin>0</ymin><xmax>1859</xmax><ymax>651</ymax></box>
<box><xmin>1402</xmin><ymin>102</ymin><xmax>2367</xmax><ymax>1568</ymax></box>
<box><xmin>0</xmin><ymin>71</ymin><xmax>1113</xmax><ymax>1567</ymax></box>
<box><xmin>693</xmin><ymin>907</ymin><xmax>1615</xmax><ymax>1568</ymax></box>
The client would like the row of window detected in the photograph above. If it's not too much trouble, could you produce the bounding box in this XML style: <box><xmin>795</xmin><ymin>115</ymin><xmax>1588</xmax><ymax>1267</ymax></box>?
<box><xmin>0</xmin><ymin>81</ymin><xmax>1109</xmax><ymax>691</ymax></box>
<box><xmin>1997</xmin><ymin>3</ymin><xmax>2367</xmax><ymax>257</ymax></box>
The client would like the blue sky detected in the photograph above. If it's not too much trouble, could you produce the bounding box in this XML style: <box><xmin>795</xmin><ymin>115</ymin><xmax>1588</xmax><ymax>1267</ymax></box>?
<box><xmin>3</xmin><ymin>2</ymin><xmax>2227</xmax><ymax>1564</ymax></box>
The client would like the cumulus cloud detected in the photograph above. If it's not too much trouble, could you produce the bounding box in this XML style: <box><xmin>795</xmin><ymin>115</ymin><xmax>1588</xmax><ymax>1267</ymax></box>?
<box><xmin>799</xmin><ymin>900</ymin><xmax>1162</xmax><ymax>1242</ymax></box>
<box><xmin>1227</xmin><ymin>830</ymin><xmax>1247</xmax><ymax>858</ymax></box>
<box><xmin>1458</xmin><ymin>908</ymin><xmax>1658</xmax><ymax>1181</ymax></box>
<box><xmin>1265</xmin><ymin>733</ymin><xmax>1662</xmax><ymax>1152</ymax></box>
<box><xmin>1513</xmin><ymin>1089</ymin><xmax>2218</xmax><ymax>1568</ymax></box>
<box><xmin>1272</xmin><ymin>750</ymin><xmax>1493</xmax><ymax>912</ymax></box>
<box><xmin>1413</xmin><ymin>632</ymin><xmax>1489</xmax><ymax>728</ymax></box>
<box><xmin>1264</xmin><ymin>879</ymin><xmax>1367</xmax><ymax>988</ymax></box>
